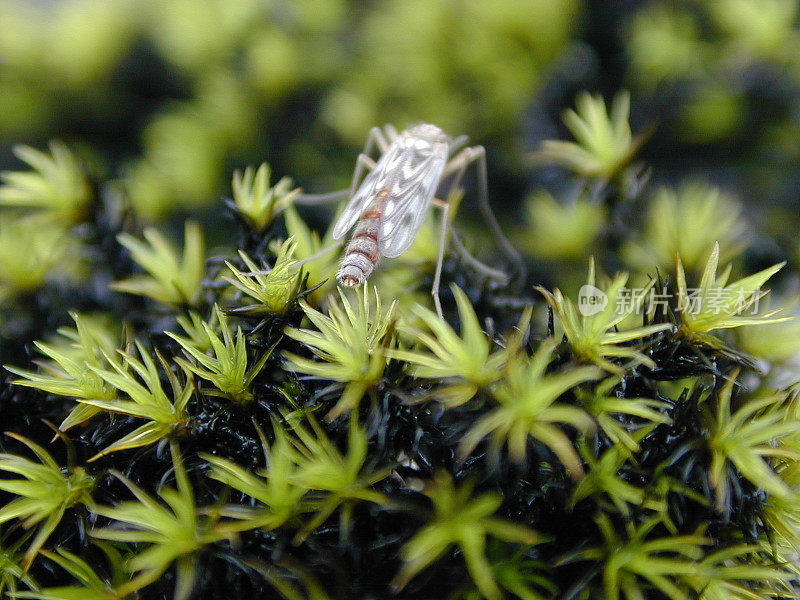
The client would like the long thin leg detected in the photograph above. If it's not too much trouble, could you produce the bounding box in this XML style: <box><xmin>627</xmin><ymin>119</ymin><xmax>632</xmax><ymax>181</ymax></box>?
<box><xmin>432</xmin><ymin>201</ymin><xmax>449</xmax><ymax>320</ymax></box>
<box><xmin>384</xmin><ymin>123</ymin><xmax>400</xmax><ymax>142</ymax></box>
<box><xmin>471</xmin><ymin>146</ymin><xmax>526</xmax><ymax>283</ymax></box>
<box><xmin>293</xmin><ymin>154</ymin><xmax>377</xmax><ymax>205</ymax></box>
<box><xmin>348</xmin><ymin>154</ymin><xmax>377</xmax><ymax>198</ymax></box>
<box><xmin>367</xmin><ymin>126</ymin><xmax>390</xmax><ymax>155</ymax></box>
<box><xmin>447</xmin><ymin>223</ymin><xmax>509</xmax><ymax>282</ymax></box>
<box><xmin>292</xmin><ymin>189</ymin><xmax>349</xmax><ymax>205</ymax></box>
<box><xmin>441</xmin><ymin>147</ymin><xmax>473</xmax><ymax>200</ymax></box>
<box><xmin>434</xmin><ymin>147</ymin><xmax>516</xmax><ymax>285</ymax></box>
<box><xmin>448</xmin><ymin>134</ymin><xmax>470</xmax><ymax>156</ymax></box>
<box><xmin>443</xmin><ymin>146</ymin><xmax>527</xmax><ymax>285</ymax></box>
<box><xmin>437</xmin><ymin>151</ymin><xmax>510</xmax><ymax>282</ymax></box>
<box><xmin>430</xmin><ymin>199</ymin><xmax>508</xmax><ymax>316</ymax></box>
<box><xmin>293</xmin><ymin>127</ymin><xmax>384</xmax><ymax>205</ymax></box>
<box><xmin>292</xmin><ymin>242</ymin><xmax>342</xmax><ymax>269</ymax></box>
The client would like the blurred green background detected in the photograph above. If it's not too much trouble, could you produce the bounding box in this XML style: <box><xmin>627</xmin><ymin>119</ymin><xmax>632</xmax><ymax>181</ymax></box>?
<box><xmin>0</xmin><ymin>0</ymin><xmax>580</xmax><ymax>220</ymax></box>
<box><xmin>0</xmin><ymin>0</ymin><xmax>799</xmax><ymax>285</ymax></box>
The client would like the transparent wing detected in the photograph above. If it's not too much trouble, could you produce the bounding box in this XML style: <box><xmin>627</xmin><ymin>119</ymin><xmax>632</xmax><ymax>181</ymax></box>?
<box><xmin>331</xmin><ymin>141</ymin><xmax>404</xmax><ymax>240</ymax></box>
<box><xmin>379</xmin><ymin>152</ymin><xmax>446</xmax><ymax>258</ymax></box>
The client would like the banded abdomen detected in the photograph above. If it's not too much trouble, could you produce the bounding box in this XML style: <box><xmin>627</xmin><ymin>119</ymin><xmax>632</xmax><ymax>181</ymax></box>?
<box><xmin>337</xmin><ymin>193</ymin><xmax>386</xmax><ymax>286</ymax></box>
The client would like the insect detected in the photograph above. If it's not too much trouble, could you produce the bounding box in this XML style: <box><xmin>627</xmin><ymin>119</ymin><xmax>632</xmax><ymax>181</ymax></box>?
<box><xmin>334</xmin><ymin>123</ymin><xmax>449</xmax><ymax>287</ymax></box>
<box><xmin>294</xmin><ymin>123</ymin><xmax>523</xmax><ymax>317</ymax></box>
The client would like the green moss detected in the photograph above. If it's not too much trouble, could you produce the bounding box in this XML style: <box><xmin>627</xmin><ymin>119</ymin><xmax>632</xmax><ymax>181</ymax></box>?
<box><xmin>1</xmin><ymin>79</ymin><xmax>800</xmax><ymax>599</ymax></box>
<box><xmin>111</xmin><ymin>221</ymin><xmax>206</xmax><ymax>308</ymax></box>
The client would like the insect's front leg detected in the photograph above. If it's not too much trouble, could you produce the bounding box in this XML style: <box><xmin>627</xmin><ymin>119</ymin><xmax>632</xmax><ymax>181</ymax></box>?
<box><xmin>448</xmin><ymin>134</ymin><xmax>470</xmax><ymax>156</ymax></box>
<box><xmin>383</xmin><ymin>123</ymin><xmax>400</xmax><ymax>143</ymax></box>
<box><xmin>347</xmin><ymin>154</ymin><xmax>378</xmax><ymax>200</ymax></box>
<box><xmin>294</xmin><ymin>128</ymin><xmax>385</xmax><ymax>205</ymax></box>
<box><xmin>365</xmin><ymin>125</ymin><xmax>390</xmax><ymax>155</ymax></box>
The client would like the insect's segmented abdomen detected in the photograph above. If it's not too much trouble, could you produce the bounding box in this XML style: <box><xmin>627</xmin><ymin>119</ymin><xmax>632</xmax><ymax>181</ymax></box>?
<box><xmin>337</xmin><ymin>195</ymin><xmax>386</xmax><ymax>287</ymax></box>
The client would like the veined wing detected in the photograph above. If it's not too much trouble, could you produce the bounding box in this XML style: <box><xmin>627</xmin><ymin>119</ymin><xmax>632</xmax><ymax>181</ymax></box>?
<box><xmin>331</xmin><ymin>139</ymin><xmax>406</xmax><ymax>241</ymax></box>
<box><xmin>378</xmin><ymin>149</ymin><xmax>446</xmax><ymax>258</ymax></box>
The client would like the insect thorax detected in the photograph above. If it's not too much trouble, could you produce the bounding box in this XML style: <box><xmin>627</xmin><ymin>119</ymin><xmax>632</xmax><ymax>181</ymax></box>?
<box><xmin>402</xmin><ymin>123</ymin><xmax>449</xmax><ymax>156</ymax></box>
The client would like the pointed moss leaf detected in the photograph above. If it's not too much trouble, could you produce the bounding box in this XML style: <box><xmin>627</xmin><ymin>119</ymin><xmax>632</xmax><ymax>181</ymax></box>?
<box><xmin>0</xmin><ymin>433</ymin><xmax>94</xmax><ymax>568</ymax></box>
<box><xmin>284</xmin><ymin>286</ymin><xmax>396</xmax><ymax>420</ymax></box>
<box><xmin>392</xmin><ymin>473</ymin><xmax>541</xmax><ymax>600</ymax></box>
<box><xmin>459</xmin><ymin>341</ymin><xmax>600</xmax><ymax>476</ymax></box>
<box><xmin>112</xmin><ymin>221</ymin><xmax>205</xmax><ymax>307</ymax></box>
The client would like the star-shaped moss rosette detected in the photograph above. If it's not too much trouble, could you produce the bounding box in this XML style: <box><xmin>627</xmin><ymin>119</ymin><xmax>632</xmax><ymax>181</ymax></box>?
<box><xmin>76</xmin><ymin>341</ymin><xmax>194</xmax><ymax>461</ymax></box>
<box><xmin>0</xmin><ymin>433</ymin><xmax>94</xmax><ymax>569</ymax></box>
<box><xmin>392</xmin><ymin>473</ymin><xmax>542</xmax><ymax>600</ymax></box>
<box><xmin>111</xmin><ymin>221</ymin><xmax>206</xmax><ymax>308</ymax></box>
<box><xmin>684</xmin><ymin>543</ymin><xmax>794</xmax><ymax>600</ymax></box>
<box><xmin>0</xmin><ymin>141</ymin><xmax>91</xmax><ymax>224</ymax></box>
<box><xmin>458</xmin><ymin>340</ymin><xmax>599</xmax><ymax>477</ymax></box>
<box><xmin>700</xmin><ymin>372</ymin><xmax>798</xmax><ymax>510</ymax></box>
<box><xmin>283</xmin><ymin>286</ymin><xmax>397</xmax><ymax>420</ymax></box>
<box><xmin>90</xmin><ymin>443</ymin><xmax>235</xmax><ymax>600</ymax></box>
<box><xmin>6</xmin><ymin>313</ymin><xmax>122</xmax><ymax>431</ymax></box>
<box><xmin>674</xmin><ymin>242</ymin><xmax>788</xmax><ymax>349</ymax></box>
<box><xmin>202</xmin><ymin>421</ymin><xmax>307</xmax><ymax>532</ymax></box>
<box><xmin>623</xmin><ymin>182</ymin><xmax>747</xmax><ymax>273</ymax></box>
<box><xmin>227</xmin><ymin>162</ymin><xmax>299</xmax><ymax>233</ymax></box>
<box><xmin>224</xmin><ymin>238</ymin><xmax>304</xmax><ymax>317</ymax></box>
<box><xmin>13</xmin><ymin>543</ymin><xmax>129</xmax><ymax>600</ymax></box>
<box><xmin>537</xmin><ymin>259</ymin><xmax>671</xmax><ymax>374</ymax></box>
<box><xmin>521</xmin><ymin>191</ymin><xmax>607</xmax><ymax>260</ymax></box>
<box><xmin>572</xmin><ymin>429</ymin><xmax>653</xmax><ymax>515</ymax></box>
<box><xmin>532</xmin><ymin>91</ymin><xmax>647</xmax><ymax>181</ymax></box>
<box><xmin>284</xmin><ymin>413</ymin><xmax>390</xmax><ymax>545</ymax></box>
<box><xmin>562</xmin><ymin>515</ymin><xmax>710</xmax><ymax>600</ymax></box>
<box><xmin>167</xmin><ymin>304</ymin><xmax>274</xmax><ymax>404</ymax></box>
<box><xmin>574</xmin><ymin>376</ymin><xmax>671</xmax><ymax>452</ymax></box>
<box><xmin>0</xmin><ymin>214</ymin><xmax>74</xmax><ymax>298</ymax></box>
<box><xmin>390</xmin><ymin>285</ymin><xmax>526</xmax><ymax>408</ymax></box>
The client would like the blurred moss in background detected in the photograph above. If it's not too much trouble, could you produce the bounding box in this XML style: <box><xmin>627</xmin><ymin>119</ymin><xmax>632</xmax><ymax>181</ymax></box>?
<box><xmin>0</xmin><ymin>0</ymin><xmax>579</xmax><ymax>220</ymax></box>
<box><xmin>4</xmin><ymin>2</ymin><xmax>800</xmax><ymax>599</ymax></box>
<box><xmin>624</xmin><ymin>0</ymin><xmax>800</xmax><ymax>228</ymax></box>
<box><xmin>0</xmin><ymin>0</ymin><xmax>800</xmax><ymax>299</ymax></box>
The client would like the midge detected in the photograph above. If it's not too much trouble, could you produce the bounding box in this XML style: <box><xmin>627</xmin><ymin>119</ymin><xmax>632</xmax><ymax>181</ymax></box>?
<box><xmin>295</xmin><ymin>123</ymin><xmax>523</xmax><ymax>317</ymax></box>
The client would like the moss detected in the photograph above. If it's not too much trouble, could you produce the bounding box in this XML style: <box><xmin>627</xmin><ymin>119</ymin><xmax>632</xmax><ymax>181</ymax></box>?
<box><xmin>1</xmin><ymin>91</ymin><xmax>800</xmax><ymax>600</ymax></box>
<box><xmin>0</xmin><ymin>0</ymin><xmax>578</xmax><ymax>220</ymax></box>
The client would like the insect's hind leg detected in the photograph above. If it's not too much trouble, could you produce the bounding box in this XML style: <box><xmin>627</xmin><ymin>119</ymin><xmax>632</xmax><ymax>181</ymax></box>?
<box><xmin>293</xmin><ymin>127</ymin><xmax>385</xmax><ymax>205</ymax></box>
<box><xmin>442</xmin><ymin>146</ymin><xmax>527</xmax><ymax>286</ymax></box>
<box><xmin>430</xmin><ymin>199</ymin><xmax>509</xmax><ymax>320</ymax></box>
<box><xmin>431</xmin><ymin>199</ymin><xmax>449</xmax><ymax>320</ymax></box>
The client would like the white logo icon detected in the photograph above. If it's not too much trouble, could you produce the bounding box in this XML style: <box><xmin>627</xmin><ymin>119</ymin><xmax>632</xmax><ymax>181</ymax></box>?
<box><xmin>578</xmin><ymin>285</ymin><xmax>608</xmax><ymax>316</ymax></box>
